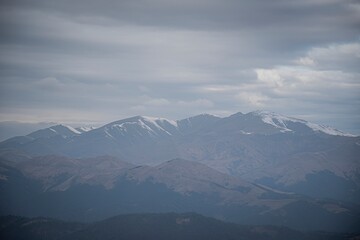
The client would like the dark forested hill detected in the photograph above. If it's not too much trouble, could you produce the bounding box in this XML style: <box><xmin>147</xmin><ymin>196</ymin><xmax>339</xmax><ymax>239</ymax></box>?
<box><xmin>1</xmin><ymin>213</ymin><xmax>358</xmax><ymax>240</ymax></box>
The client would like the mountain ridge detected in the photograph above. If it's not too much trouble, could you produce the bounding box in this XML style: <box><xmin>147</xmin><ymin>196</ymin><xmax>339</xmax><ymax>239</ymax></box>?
<box><xmin>0</xmin><ymin>110</ymin><xmax>359</xmax><ymax>204</ymax></box>
<box><xmin>1</xmin><ymin>111</ymin><xmax>355</xmax><ymax>143</ymax></box>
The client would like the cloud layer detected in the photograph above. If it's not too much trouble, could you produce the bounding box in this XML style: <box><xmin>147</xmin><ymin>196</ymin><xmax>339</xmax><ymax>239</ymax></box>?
<box><xmin>0</xmin><ymin>0</ymin><xmax>359</xmax><ymax>133</ymax></box>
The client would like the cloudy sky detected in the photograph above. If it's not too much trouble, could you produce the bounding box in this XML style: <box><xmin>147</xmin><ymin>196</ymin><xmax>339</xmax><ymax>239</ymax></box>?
<box><xmin>0</xmin><ymin>0</ymin><xmax>359</xmax><ymax>133</ymax></box>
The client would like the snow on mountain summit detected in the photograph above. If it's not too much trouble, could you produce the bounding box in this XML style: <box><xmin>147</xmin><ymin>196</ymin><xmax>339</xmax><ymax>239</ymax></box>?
<box><xmin>60</xmin><ymin>125</ymin><xmax>82</xmax><ymax>134</ymax></box>
<box><xmin>141</xmin><ymin>116</ymin><xmax>178</xmax><ymax>130</ymax></box>
<box><xmin>27</xmin><ymin>124</ymin><xmax>81</xmax><ymax>139</ymax></box>
<box><xmin>252</xmin><ymin>110</ymin><xmax>355</xmax><ymax>137</ymax></box>
<box><xmin>2</xmin><ymin>111</ymin><xmax>355</xmax><ymax>148</ymax></box>
<box><xmin>75</xmin><ymin>126</ymin><xmax>97</xmax><ymax>133</ymax></box>
<box><xmin>102</xmin><ymin>116</ymin><xmax>180</xmax><ymax>138</ymax></box>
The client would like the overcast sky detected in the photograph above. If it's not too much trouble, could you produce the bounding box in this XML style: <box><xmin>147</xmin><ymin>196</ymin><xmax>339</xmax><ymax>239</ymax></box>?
<box><xmin>0</xmin><ymin>0</ymin><xmax>359</xmax><ymax>133</ymax></box>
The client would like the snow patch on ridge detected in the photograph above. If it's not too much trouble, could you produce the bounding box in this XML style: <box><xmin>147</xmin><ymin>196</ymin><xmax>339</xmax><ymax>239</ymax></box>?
<box><xmin>48</xmin><ymin>125</ymin><xmax>82</xmax><ymax>135</ymax></box>
<box><xmin>141</xmin><ymin>116</ymin><xmax>178</xmax><ymax>135</ymax></box>
<box><xmin>76</xmin><ymin>126</ymin><xmax>97</xmax><ymax>133</ymax></box>
<box><xmin>62</xmin><ymin>125</ymin><xmax>82</xmax><ymax>134</ymax></box>
<box><xmin>305</xmin><ymin>122</ymin><xmax>355</xmax><ymax>137</ymax></box>
<box><xmin>107</xmin><ymin>116</ymin><xmax>179</xmax><ymax>137</ymax></box>
<box><xmin>253</xmin><ymin>111</ymin><xmax>355</xmax><ymax>137</ymax></box>
<box><xmin>142</xmin><ymin>116</ymin><xmax>178</xmax><ymax>129</ymax></box>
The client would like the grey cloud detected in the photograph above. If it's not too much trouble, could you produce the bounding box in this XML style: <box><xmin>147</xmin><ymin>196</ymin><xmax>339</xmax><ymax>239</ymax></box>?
<box><xmin>296</xmin><ymin>42</ymin><xmax>360</xmax><ymax>72</ymax></box>
<box><xmin>3</xmin><ymin>0</ymin><xmax>357</xmax><ymax>30</ymax></box>
<box><xmin>0</xmin><ymin>0</ymin><xmax>359</xmax><ymax>134</ymax></box>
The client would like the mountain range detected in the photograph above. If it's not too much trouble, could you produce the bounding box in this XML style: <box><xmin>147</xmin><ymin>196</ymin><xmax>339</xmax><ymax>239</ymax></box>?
<box><xmin>1</xmin><ymin>111</ymin><xmax>359</xmax><ymax>202</ymax></box>
<box><xmin>0</xmin><ymin>110</ymin><xmax>359</xmax><ymax>232</ymax></box>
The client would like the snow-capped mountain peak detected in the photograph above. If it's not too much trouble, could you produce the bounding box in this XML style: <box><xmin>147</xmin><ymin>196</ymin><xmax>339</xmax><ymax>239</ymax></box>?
<box><xmin>252</xmin><ymin>110</ymin><xmax>304</xmax><ymax>132</ymax></box>
<box><xmin>75</xmin><ymin>126</ymin><xmax>97</xmax><ymax>133</ymax></box>
<box><xmin>304</xmin><ymin>122</ymin><xmax>355</xmax><ymax>137</ymax></box>
<box><xmin>103</xmin><ymin>116</ymin><xmax>179</xmax><ymax>138</ymax></box>
<box><xmin>27</xmin><ymin>124</ymin><xmax>82</xmax><ymax>139</ymax></box>
<box><xmin>143</xmin><ymin>116</ymin><xmax>177</xmax><ymax>125</ymax></box>
<box><xmin>58</xmin><ymin>125</ymin><xmax>82</xmax><ymax>134</ymax></box>
<box><xmin>140</xmin><ymin>116</ymin><xmax>178</xmax><ymax>131</ymax></box>
<box><xmin>251</xmin><ymin>110</ymin><xmax>355</xmax><ymax>137</ymax></box>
